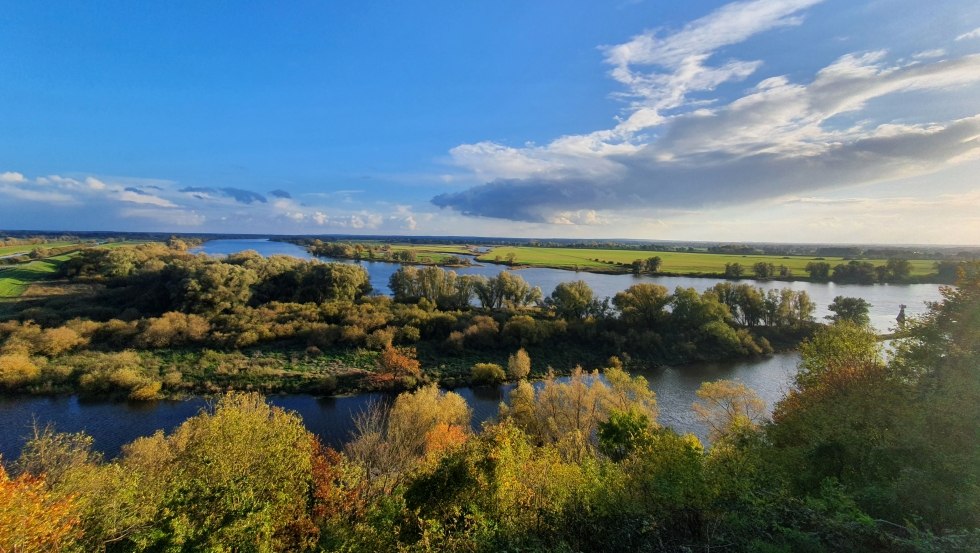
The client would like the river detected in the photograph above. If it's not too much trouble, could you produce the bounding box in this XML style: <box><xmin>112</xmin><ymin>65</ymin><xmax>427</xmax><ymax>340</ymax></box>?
<box><xmin>194</xmin><ymin>238</ymin><xmax>943</xmax><ymax>332</ymax></box>
<box><xmin>0</xmin><ymin>352</ymin><xmax>800</xmax><ymax>459</ymax></box>
<box><xmin>0</xmin><ymin>239</ymin><xmax>942</xmax><ymax>460</ymax></box>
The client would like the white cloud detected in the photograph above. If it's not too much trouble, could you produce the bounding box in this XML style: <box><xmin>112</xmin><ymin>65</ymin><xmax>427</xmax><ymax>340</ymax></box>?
<box><xmin>913</xmin><ymin>49</ymin><xmax>946</xmax><ymax>59</ymax></box>
<box><xmin>85</xmin><ymin>177</ymin><xmax>107</xmax><ymax>190</ymax></box>
<box><xmin>0</xmin><ymin>171</ymin><xmax>26</xmax><ymax>183</ymax></box>
<box><xmin>0</xmin><ymin>185</ymin><xmax>77</xmax><ymax>204</ymax></box>
<box><xmin>956</xmin><ymin>27</ymin><xmax>980</xmax><ymax>41</ymax></box>
<box><xmin>116</xmin><ymin>189</ymin><xmax>177</xmax><ymax>207</ymax></box>
<box><xmin>435</xmin><ymin>0</ymin><xmax>980</xmax><ymax>225</ymax></box>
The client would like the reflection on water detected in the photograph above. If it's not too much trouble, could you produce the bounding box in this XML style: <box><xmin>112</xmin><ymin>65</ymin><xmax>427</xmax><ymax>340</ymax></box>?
<box><xmin>0</xmin><ymin>353</ymin><xmax>802</xmax><ymax>459</ymax></box>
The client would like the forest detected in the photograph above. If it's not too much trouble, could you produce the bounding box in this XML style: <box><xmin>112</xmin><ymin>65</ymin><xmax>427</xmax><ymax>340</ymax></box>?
<box><xmin>0</xmin><ymin>242</ymin><xmax>821</xmax><ymax>399</ymax></box>
<box><xmin>1</xmin><ymin>266</ymin><xmax>978</xmax><ymax>552</ymax></box>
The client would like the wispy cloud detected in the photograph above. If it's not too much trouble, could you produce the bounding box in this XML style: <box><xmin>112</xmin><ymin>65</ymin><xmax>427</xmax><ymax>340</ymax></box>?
<box><xmin>956</xmin><ymin>27</ymin><xmax>980</xmax><ymax>41</ymax></box>
<box><xmin>433</xmin><ymin>0</ymin><xmax>980</xmax><ymax>223</ymax></box>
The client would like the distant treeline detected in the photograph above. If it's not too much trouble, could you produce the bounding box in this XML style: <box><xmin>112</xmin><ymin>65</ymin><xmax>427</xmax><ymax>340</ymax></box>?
<box><xmin>720</xmin><ymin>257</ymin><xmax>970</xmax><ymax>284</ymax></box>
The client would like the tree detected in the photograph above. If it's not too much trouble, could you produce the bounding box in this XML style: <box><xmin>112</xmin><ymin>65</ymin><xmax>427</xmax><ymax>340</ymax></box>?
<box><xmin>170</xmin><ymin>260</ymin><xmax>258</xmax><ymax>314</ymax></box>
<box><xmin>644</xmin><ymin>256</ymin><xmax>663</xmax><ymax>273</ymax></box>
<box><xmin>507</xmin><ymin>348</ymin><xmax>531</xmax><ymax>380</ymax></box>
<box><xmin>884</xmin><ymin>258</ymin><xmax>912</xmax><ymax>282</ymax></box>
<box><xmin>548</xmin><ymin>280</ymin><xmax>599</xmax><ymax>319</ymax></box>
<box><xmin>692</xmin><ymin>379</ymin><xmax>765</xmax><ymax>441</ymax></box>
<box><xmin>105</xmin><ymin>393</ymin><xmax>321</xmax><ymax>551</ymax></box>
<box><xmin>797</xmin><ymin>320</ymin><xmax>882</xmax><ymax>390</ymax></box>
<box><xmin>347</xmin><ymin>385</ymin><xmax>470</xmax><ymax>495</ymax></box>
<box><xmin>613</xmin><ymin>283</ymin><xmax>670</xmax><ymax>327</ymax></box>
<box><xmin>826</xmin><ymin>296</ymin><xmax>872</xmax><ymax>326</ymax></box>
<box><xmin>752</xmin><ymin>262</ymin><xmax>775</xmax><ymax>279</ymax></box>
<box><xmin>724</xmin><ymin>262</ymin><xmax>744</xmax><ymax>278</ymax></box>
<box><xmin>473</xmin><ymin>272</ymin><xmax>541</xmax><ymax>309</ymax></box>
<box><xmin>598</xmin><ymin>409</ymin><xmax>653</xmax><ymax>461</ymax></box>
<box><xmin>832</xmin><ymin>260</ymin><xmax>877</xmax><ymax>284</ymax></box>
<box><xmin>805</xmin><ymin>261</ymin><xmax>831</xmax><ymax>281</ymax></box>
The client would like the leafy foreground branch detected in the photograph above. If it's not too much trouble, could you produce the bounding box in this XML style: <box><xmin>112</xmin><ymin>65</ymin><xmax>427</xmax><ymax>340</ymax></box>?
<box><xmin>2</xmin><ymin>270</ymin><xmax>978</xmax><ymax>552</ymax></box>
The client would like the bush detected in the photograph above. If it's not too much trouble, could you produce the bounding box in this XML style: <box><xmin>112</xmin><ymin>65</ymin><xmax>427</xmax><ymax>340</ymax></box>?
<box><xmin>470</xmin><ymin>363</ymin><xmax>506</xmax><ymax>385</ymax></box>
<box><xmin>507</xmin><ymin>348</ymin><xmax>531</xmax><ymax>380</ymax></box>
<box><xmin>0</xmin><ymin>354</ymin><xmax>41</xmax><ymax>388</ymax></box>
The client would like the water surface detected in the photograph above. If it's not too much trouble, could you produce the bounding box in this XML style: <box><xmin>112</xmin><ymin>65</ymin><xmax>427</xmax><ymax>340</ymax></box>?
<box><xmin>194</xmin><ymin>238</ymin><xmax>943</xmax><ymax>332</ymax></box>
<box><xmin>0</xmin><ymin>353</ymin><xmax>801</xmax><ymax>459</ymax></box>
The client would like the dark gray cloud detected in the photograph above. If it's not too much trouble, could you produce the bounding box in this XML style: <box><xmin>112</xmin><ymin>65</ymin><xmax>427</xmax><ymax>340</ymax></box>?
<box><xmin>433</xmin><ymin>116</ymin><xmax>980</xmax><ymax>222</ymax></box>
<box><xmin>220</xmin><ymin>187</ymin><xmax>266</xmax><ymax>204</ymax></box>
<box><xmin>179</xmin><ymin>186</ymin><xmax>266</xmax><ymax>204</ymax></box>
<box><xmin>269</xmin><ymin>189</ymin><xmax>292</xmax><ymax>199</ymax></box>
<box><xmin>123</xmin><ymin>186</ymin><xmax>152</xmax><ymax>195</ymax></box>
<box><xmin>180</xmin><ymin>186</ymin><xmax>216</xmax><ymax>194</ymax></box>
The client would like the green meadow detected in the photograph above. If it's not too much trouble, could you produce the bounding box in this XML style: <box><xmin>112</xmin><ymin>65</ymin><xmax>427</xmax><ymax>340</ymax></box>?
<box><xmin>0</xmin><ymin>240</ymin><xmax>83</xmax><ymax>256</ymax></box>
<box><xmin>0</xmin><ymin>254</ymin><xmax>73</xmax><ymax>297</ymax></box>
<box><xmin>476</xmin><ymin>246</ymin><xmax>938</xmax><ymax>278</ymax></box>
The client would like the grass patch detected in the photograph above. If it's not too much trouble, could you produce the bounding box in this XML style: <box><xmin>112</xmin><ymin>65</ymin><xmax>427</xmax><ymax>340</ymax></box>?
<box><xmin>0</xmin><ymin>253</ymin><xmax>78</xmax><ymax>298</ymax></box>
<box><xmin>477</xmin><ymin>246</ymin><xmax>937</xmax><ymax>278</ymax></box>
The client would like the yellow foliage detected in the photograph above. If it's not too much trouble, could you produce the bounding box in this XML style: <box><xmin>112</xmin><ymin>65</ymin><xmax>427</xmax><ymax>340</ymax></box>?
<box><xmin>0</xmin><ymin>464</ymin><xmax>80</xmax><ymax>552</ymax></box>
<box><xmin>0</xmin><ymin>353</ymin><xmax>40</xmax><ymax>388</ymax></box>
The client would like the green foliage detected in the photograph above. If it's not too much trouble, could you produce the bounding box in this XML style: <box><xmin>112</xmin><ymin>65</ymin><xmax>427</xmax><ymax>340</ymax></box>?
<box><xmin>826</xmin><ymin>295</ymin><xmax>872</xmax><ymax>326</ymax></box>
<box><xmin>470</xmin><ymin>362</ymin><xmax>506</xmax><ymax>385</ymax></box>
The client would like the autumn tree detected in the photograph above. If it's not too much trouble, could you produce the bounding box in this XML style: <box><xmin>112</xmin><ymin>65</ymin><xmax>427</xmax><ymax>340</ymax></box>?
<box><xmin>506</xmin><ymin>347</ymin><xmax>531</xmax><ymax>380</ymax></box>
<box><xmin>0</xmin><ymin>464</ymin><xmax>80</xmax><ymax>552</ymax></box>
<box><xmin>692</xmin><ymin>379</ymin><xmax>766</xmax><ymax>441</ymax></box>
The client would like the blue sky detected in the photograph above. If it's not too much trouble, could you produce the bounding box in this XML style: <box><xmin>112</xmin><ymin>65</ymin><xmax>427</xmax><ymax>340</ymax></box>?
<box><xmin>2</xmin><ymin>0</ymin><xmax>979</xmax><ymax>244</ymax></box>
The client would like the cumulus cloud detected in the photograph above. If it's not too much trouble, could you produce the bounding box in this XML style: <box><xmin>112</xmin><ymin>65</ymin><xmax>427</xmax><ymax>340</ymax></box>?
<box><xmin>269</xmin><ymin>189</ymin><xmax>292</xmax><ymax>198</ymax></box>
<box><xmin>0</xmin><ymin>171</ymin><xmax>26</xmax><ymax>183</ymax></box>
<box><xmin>433</xmin><ymin>0</ymin><xmax>980</xmax><ymax>223</ymax></box>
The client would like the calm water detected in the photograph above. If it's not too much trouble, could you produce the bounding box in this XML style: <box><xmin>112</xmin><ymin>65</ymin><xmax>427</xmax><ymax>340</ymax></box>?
<box><xmin>0</xmin><ymin>352</ymin><xmax>801</xmax><ymax>459</ymax></box>
<box><xmin>0</xmin><ymin>239</ymin><xmax>939</xmax><ymax>460</ymax></box>
<box><xmin>193</xmin><ymin>238</ymin><xmax>943</xmax><ymax>332</ymax></box>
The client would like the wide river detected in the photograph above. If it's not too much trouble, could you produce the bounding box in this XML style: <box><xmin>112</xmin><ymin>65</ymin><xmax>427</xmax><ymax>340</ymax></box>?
<box><xmin>0</xmin><ymin>239</ymin><xmax>943</xmax><ymax>459</ymax></box>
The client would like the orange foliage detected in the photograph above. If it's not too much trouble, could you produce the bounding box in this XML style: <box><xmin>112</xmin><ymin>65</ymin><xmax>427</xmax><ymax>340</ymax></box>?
<box><xmin>424</xmin><ymin>423</ymin><xmax>468</xmax><ymax>458</ymax></box>
<box><xmin>310</xmin><ymin>440</ymin><xmax>366</xmax><ymax>524</ymax></box>
<box><xmin>378</xmin><ymin>346</ymin><xmax>421</xmax><ymax>377</ymax></box>
<box><xmin>0</xmin><ymin>465</ymin><xmax>80</xmax><ymax>552</ymax></box>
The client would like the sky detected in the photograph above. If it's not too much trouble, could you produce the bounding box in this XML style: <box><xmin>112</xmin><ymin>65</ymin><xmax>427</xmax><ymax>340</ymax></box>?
<box><xmin>1</xmin><ymin>0</ymin><xmax>979</xmax><ymax>245</ymax></box>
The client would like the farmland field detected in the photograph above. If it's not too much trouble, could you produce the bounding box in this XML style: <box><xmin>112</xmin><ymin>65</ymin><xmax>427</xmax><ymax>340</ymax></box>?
<box><xmin>476</xmin><ymin>246</ymin><xmax>937</xmax><ymax>278</ymax></box>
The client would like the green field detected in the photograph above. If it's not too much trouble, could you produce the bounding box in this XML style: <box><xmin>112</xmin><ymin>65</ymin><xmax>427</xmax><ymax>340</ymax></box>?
<box><xmin>0</xmin><ymin>240</ymin><xmax>83</xmax><ymax>256</ymax></box>
<box><xmin>477</xmin><ymin>246</ymin><xmax>937</xmax><ymax>278</ymax></box>
<box><xmin>387</xmin><ymin>244</ymin><xmax>475</xmax><ymax>264</ymax></box>
<box><xmin>0</xmin><ymin>254</ymin><xmax>74</xmax><ymax>298</ymax></box>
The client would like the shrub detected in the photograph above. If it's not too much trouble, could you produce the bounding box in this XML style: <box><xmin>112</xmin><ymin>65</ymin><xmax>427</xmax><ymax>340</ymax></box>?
<box><xmin>507</xmin><ymin>348</ymin><xmax>531</xmax><ymax>380</ymax></box>
<box><xmin>379</xmin><ymin>346</ymin><xmax>421</xmax><ymax>377</ymax></box>
<box><xmin>470</xmin><ymin>363</ymin><xmax>506</xmax><ymax>385</ymax></box>
<box><xmin>0</xmin><ymin>353</ymin><xmax>41</xmax><ymax>388</ymax></box>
